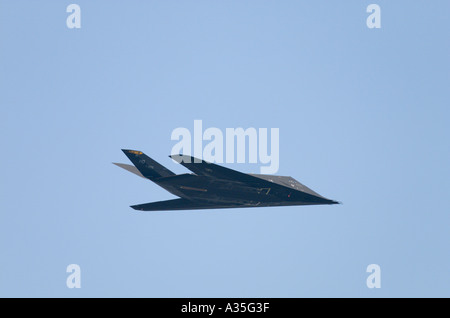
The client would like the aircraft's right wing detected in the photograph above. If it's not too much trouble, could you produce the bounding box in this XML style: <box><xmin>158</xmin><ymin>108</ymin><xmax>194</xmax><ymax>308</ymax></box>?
<box><xmin>130</xmin><ymin>198</ymin><xmax>245</xmax><ymax>211</ymax></box>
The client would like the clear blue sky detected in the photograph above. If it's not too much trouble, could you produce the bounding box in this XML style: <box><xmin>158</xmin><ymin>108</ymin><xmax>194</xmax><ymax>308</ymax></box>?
<box><xmin>1</xmin><ymin>1</ymin><xmax>449</xmax><ymax>297</ymax></box>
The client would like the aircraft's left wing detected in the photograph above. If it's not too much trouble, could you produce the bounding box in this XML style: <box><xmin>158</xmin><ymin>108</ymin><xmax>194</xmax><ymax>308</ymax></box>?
<box><xmin>130</xmin><ymin>198</ymin><xmax>327</xmax><ymax>211</ymax></box>
<box><xmin>130</xmin><ymin>198</ymin><xmax>245</xmax><ymax>211</ymax></box>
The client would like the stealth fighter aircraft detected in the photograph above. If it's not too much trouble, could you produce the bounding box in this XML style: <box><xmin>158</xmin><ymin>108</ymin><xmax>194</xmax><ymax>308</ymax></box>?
<box><xmin>114</xmin><ymin>149</ymin><xmax>339</xmax><ymax>211</ymax></box>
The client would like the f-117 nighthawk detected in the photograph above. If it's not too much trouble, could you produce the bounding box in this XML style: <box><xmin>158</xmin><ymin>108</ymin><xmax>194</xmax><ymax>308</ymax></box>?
<box><xmin>114</xmin><ymin>149</ymin><xmax>339</xmax><ymax>211</ymax></box>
